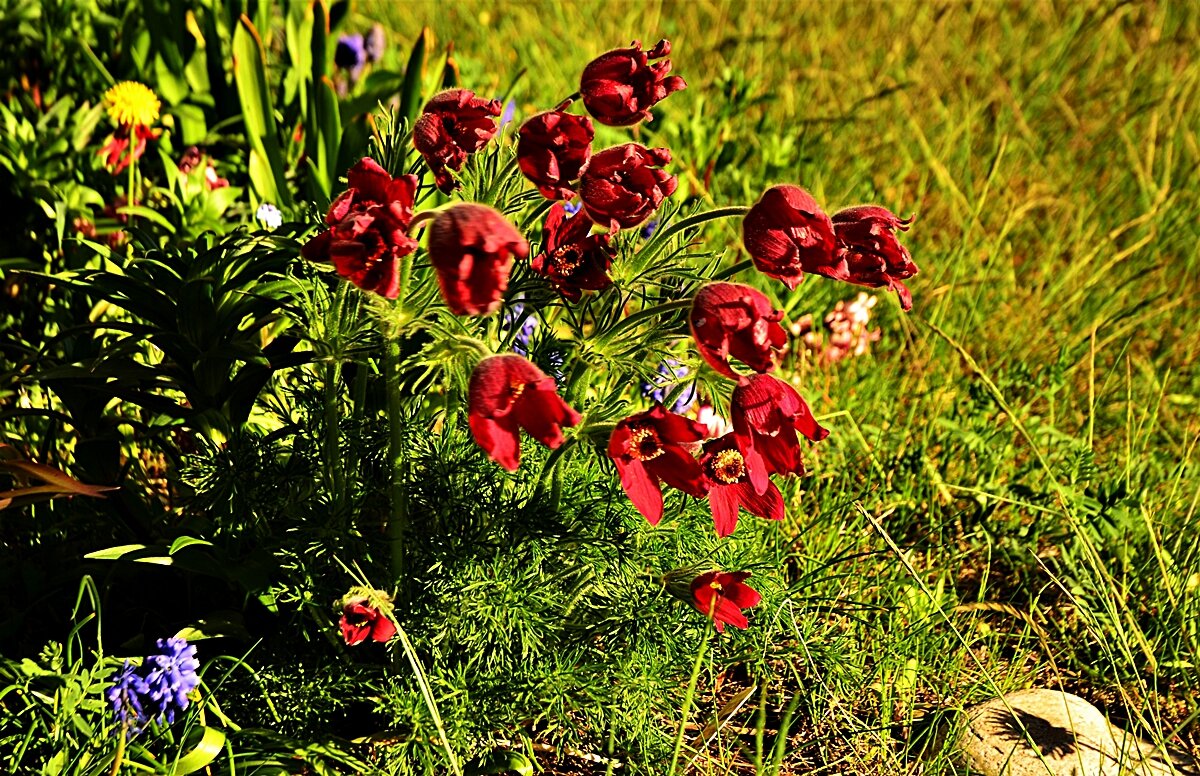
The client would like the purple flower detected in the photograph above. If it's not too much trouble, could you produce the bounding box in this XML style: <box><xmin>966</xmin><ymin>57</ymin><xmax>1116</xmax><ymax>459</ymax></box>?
<box><xmin>335</xmin><ymin>34</ymin><xmax>366</xmax><ymax>79</ymax></box>
<box><xmin>365</xmin><ymin>24</ymin><xmax>386</xmax><ymax>63</ymax></box>
<box><xmin>641</xmin><ymin>219</ymin><xmax>659</xmax><ymax>239</ymax></box>
<box><xmin>502</xmin><ymin>302</ymin><xmax>539</xmax><ymax>356</ymax></box>
<box><xmin>562</xmin><ymin>200</ymin><xmax>582</xmax><ymax>215</ymax></box>
<box><xmin>106</xmin><ymin>637</ymin><xmax>200</xmax><ymax>738</ymax></box>
<box><xmin>499</xmin><ymin>99</ymin><xmax>517</xmax><ymax>129</ymax></box>
<box><xmin>107</xmin><ymin>661</ymin><xmax>150</xmax><ymax>736</ymax></box>
<box><xmin>640</xmin><ymin>358</ymin><xmax>696</xmax><ymax>413</ymax></box>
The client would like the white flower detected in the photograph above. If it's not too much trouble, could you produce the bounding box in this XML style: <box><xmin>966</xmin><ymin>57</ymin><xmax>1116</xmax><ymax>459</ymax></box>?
<box><xmin>256</xmin><ymin>203</ymin><xmax>282</xmax><ymax>230</ymax></box>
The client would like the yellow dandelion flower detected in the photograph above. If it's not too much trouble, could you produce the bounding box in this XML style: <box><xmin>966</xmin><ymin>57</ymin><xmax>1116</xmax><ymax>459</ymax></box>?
<box><xmin>103</xmin><ymin>81</ymin><xmax>160</xmax><ymax>128</ymax></box>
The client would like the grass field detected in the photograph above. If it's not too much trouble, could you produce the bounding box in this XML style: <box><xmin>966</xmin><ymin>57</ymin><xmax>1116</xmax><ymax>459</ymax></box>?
<box><xmin>350</xmin><ymin>0</ymin><xmax>1200</xmax><ymax>771</ymax></box>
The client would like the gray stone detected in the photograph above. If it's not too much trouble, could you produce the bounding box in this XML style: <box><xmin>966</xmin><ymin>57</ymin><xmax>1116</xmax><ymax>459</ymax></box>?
<box><xmin>956</xmin><ymin>689</ymin><xmax>1198</xmax><ymax>776</ymax></box>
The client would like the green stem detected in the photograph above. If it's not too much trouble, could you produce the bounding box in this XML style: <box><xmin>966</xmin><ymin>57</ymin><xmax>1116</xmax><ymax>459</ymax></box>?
<box><xmin>597</xmin><ymin>299</ymin><xmax>692</xmax><ymax>348</ymax></box>
<box><xmin>653</xmin><ymin>205</ymin><xmax>750</xmax><ymax>246</ymax></box>
<box><xmin>108</xmin><ymin>728</ymin><xmax>127</xmax><ymax>776</ymax></box>
<box><xmin>383</xmin><ymin>332</ymin><xmax>409</xmax><ymax>591</ymax></box>
<box><xmin>324</xmin><ymin>284</ymin><xmax>348</xmax><ymax>513</ymax></box>
<box><xmin>667</xmin><ymin>636</ymin><xmax>709</xmax><ymax>776</ymax></box>
<box><xmin>713</xmin><ymin>258</ymin><xmax>754</xmax><ymax>281</ymax></box>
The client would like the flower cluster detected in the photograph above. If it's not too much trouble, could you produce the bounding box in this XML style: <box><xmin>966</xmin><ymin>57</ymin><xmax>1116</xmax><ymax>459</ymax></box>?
<box><xmin>106</xmin><ymin>637</ymin><xmax>200</xmax><ymax>738</ymax></box>
<box><xmin>793</xmin><ymin>292</ymin><xmax>882</xmax><ymax>363</ymax></box>
<box><xmin>299</xmin><ymin>37</ymin><xmax>920</xmax><ymax>638</ymax></box>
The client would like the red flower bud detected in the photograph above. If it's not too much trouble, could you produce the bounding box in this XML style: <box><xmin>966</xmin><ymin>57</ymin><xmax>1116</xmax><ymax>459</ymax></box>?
<box><xmin>428</xmin><ymin>204</ymin><xmax>529</xmax><ymax>316</ymax></box>
<box><xmin>689</xmin><ymin>282</ymin><xmax>787</xmax><ymax>379</ymax></box>
<box><xmin>468</xmin><ymin>354</ymin><xmax>581</xmax><ymax>471</ymax></box>
<box><xmin>730</xmin><ymin>374</ymin><xmax>828</xmax><ymax>491</ymax></box>
<box><xmin>301</xmin><ymin>157</ymin><xmax>419</xmax><ymax>299</ymax></box>
<box><xmin>580</xmin><ymin>39</ymin><xmax>687</xmax><ymax>127</ymax></box>
<box><xmin>608</xmin><ymin>405</ymin><xmax>708</xmax><ymax>525</ymax></box>
<box><xmin>742</xmin><ymin>185</ymin><xmax>838</xmax><ymax>290</ymax></box>
<box><xmin>579</xmin><ymin>143</ymin><xmax>676</xmax><ymax>231</ymax></box>
<box><xmin>699</xmin><ymin>434</ymin><xmax>783</xmax><ymax>537</ymax></box>
<box><xmin>338</xmin><ymin>591</ymin><xmax>397</xmax><ymax>646</ymax></box>
<box><xmin>529</xmin><ymin>203</ymin><xmax>615</xmax><ymax>301</ymax></box>
<box><xmin>691</xmin><ymin>571</ymin><xmax>761</xmax><ymax>632</ymax></box>
<box><xmin>413</xmin><ymin>89</ymin><xmax>503</xmax><ymax>193</ymax></box>
<box><xmin>517</xmin><ymin>110</ymin><xmax>594</xmax><ymax>200</ymax></box>
<box><xmin>831</xmin><ymin>206</ymin><xmax>918</xmax><ymax>311</ymax></box>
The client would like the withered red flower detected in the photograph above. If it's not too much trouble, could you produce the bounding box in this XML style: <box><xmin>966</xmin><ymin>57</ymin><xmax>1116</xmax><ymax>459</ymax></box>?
<box><xmin>580</xmin><ymin>39</ymin><xmax>687</xmax><ymax>127</ymax></box>
<box><xmin>608</xmin><ymin>405</ymin><xmax>708</xmax><ymax>525</ymax></box>
<box><xmin>742</xmin><ymin>185</ymin><xmax>838</xmax><ymax>290</ymax></box>
<box><xmin>699</xmin><ymin>434</ymin><xmax>784</xmax><ymax>537</ymax></box>
<box><xmin>691</xmin><ymin>571</ymin><xmax>762</xmax><ymax>632</ymax></box>
<box><xmin>731</xmin><ymin>374</ymin><xmax>828</xmax><ymax>490</ymax></box>
<box><xmin>468</xmin><ymin>355</ymin><xmax>581</xmax><ymax>471</ymax></box>
<box><xmin>579</xmin><ymin>143</ymin><xmax>676</xmax><ymax>231</ymax></box>
<box><xmin>831</xmin><ymin>206</ymin><xmax>918</xmax><ymax>311</ymax></box>
<box><xmin>413</xmin><ymin>89</ymin><xmax>503</xmax><ymax>192</ymax></box>
<box><xmin>689</xmin><ymin>282</ymin><xmax>787</xmax><ymax>379</ymax></box>
<box><xmin>517</xmin><ymin>110</ymin><xmax>594</xmax><ymax>200</ymax></box>
<box><xmin>428</xmin><ymin>204</ymin><xmax>529</xmax><ymax>315</ymax></box>
<box><xmin>98</xmin><ymin>124</ymin><xmax>159</xmax><ymax>174</ymax></box>
<box><xmin>530</xmin><ymin>203</ymin><xmax>615</xmax><ymax>301</ymax></box>
<box><xmin>339</xmin><ymin>598</ymin><xmax>397</xmax><ymax>646</ymax></box>
<box><xmin>301</xmin><ymin>157</ymin><xmax>419</xmax><ymax>299</ymax></box>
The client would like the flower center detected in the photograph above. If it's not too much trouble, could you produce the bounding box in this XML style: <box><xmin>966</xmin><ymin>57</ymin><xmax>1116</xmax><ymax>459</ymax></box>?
<box><xmin>549</xmin><ymin>244</ymin><xmax>584</xmax><ymax>275</ymax></box>
<box><xmin>510</xmin><ymin>379</ymin><xmax>526</xmax><ymax>401</ymax></box>
<box><xmin>709</xmin><ymin>581</ymin><xmax>723</xmax><ymax>591</ymax></box>
<box><xmin>706</xmin><ymin>449</ymin><xmax>746</xmax><ymax>484</ymax></box>
<box><xmin>627</xmin><ymin>425</ymin><xmax>664</xmax><ymax>461</ymax></box>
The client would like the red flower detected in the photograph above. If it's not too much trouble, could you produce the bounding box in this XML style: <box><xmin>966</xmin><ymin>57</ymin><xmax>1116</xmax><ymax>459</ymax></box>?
<box><xmin>339</xmin><ymin>597</ymin><xmax>397</xmax><ymax>645</ymax></box>
<box><xmin>428</xmin><ymin>204</ymin><xmax>529</xmax><ymax>315</ymax></box>
<box><xmin>301</xmin><ymin>157</ymin><xmax>419</xmax><ymax>299</ymax></box>
<box><xmin>831</xmin><ymin>206</ymin><xmax>918</xmax><ymax>311</ymax></box>
<box><xmin>529</xmin><ymin>203</ymin><xmax>615</xmax><ymax>301</ymax></box>
<box><xmin>98</xmin><ymin>124</ymin><xmax>159</xmax><ymax>174</ymax></box>
<box><xmin>691</xmin><ymin>571</ymin><xmax>761</xmax><ymax>632</ymax></box>
<box><xmin>579</xmin><ymin>143</ymin><xmax>676</xmax><ymax>231</ymax></box>
<box><xmin>730</xmin><ymin>374</ymin><xmax>828</xmax><ymax>490</ymax></box>
<box><xmin>699</xmin><ymin>434</ymin><xmax>784</xmax><ymax>537</ymax></box>
<box><xmin>517</xmin><ymin>110</ymin><xmax>594</xmax><ymax>200</ymax></box>
<box><xmin>468</xmin><ymin>355</ymin><xmax>581</xmax><ymax>471</ymax></box>
<box><xmin>580</xmin><ymin>39</ymin><xmax>687</xmax><ymax>127</ymax></box>
<box><xmin>689</xmin><ymin>282</ymin><xmax>787</xmax><ymax>380</ymax></box>
<box><xmin>608</xmin><ymin>405</ymin><xmax>708</xmax><ymax>525</ymax></box>
<box><xmin>413</xmin><ymin>89</ymin><xmax>503</xmax><ymax>192</ymax></box>
<box><xmin>742</xmin><ymin>185</ymin><xmax>838</xmax><ymax>290</ymax></box>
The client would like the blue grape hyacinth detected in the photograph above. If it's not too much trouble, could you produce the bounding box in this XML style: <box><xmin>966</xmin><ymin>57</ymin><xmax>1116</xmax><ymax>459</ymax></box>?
<box><xmin>106</xmin><ymin>637</ymin><xmax>200</xmax><ymax>738</ymax></box>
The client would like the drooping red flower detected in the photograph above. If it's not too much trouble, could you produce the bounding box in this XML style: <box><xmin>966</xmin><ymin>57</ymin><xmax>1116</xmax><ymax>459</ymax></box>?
<box><xmin>608</xmin><ymin>405</ymin><xmax>708</xmax><ymax>525</ymax></box>
<box><xmin>689</xmin><ymin>282</ymin><xmax>787</xmax><ymax>380</ymax></box>
<box><xmin>301</xmin><ymin>157</ymin><xmax>419</xmax><ymax>299</ymax></box>
<box><xmin>699</xmin><ymin>434</ymin><xmax>784</xmax><ymax>537</ymax></box>
<box><xmin>529</xmin><ymin>203</ymin><xmax>615</xmax><ymax>301</ymax></box>
<box><xmin>428</xmin><ymin>204</ymin><xmax>529</xmax><ymax>315</ymax></box>
<box><xmin>730</xmin><ymin>374</ymin><xmax>828</xmax><ymax>491</ymax></box>
<box><xmin>517</xmin><ymin>110</ymin><xmax>594</xmax><ymax>200</ymax></box>
<box><xmin>831</xmin><ymin>206</ymin><xmax>919</xmax><ymax>311</ymax></box>
<box><xmin>579</xmin><ymin>143</ymin><xmax>676</xmax><ymax>231</ymax></box>
<box><xmin>468</xmin><ymin>354</ymin><xmax>581</xmax><ymax>471</ymax></box>
<box><xmin>413</xmin><ymin>89</ymin><xmax>503</xmax><ymax>192</ymax></box>
<box><xmin>339</xmin><ymin>595</ymin><xmax>397</xmax><ymax>646</ymax></box>
<box><xmin>98</xmin><ymin>124</ymin><xmax>159</xmax><ymax>174</ymax></box>
<box><xmin>742</xmin><ymin>185</ymin><xmax>838</xmax><ymax>290</ymax></box>
<box><xmin>691</xmin><ymin>571</ymin><xmax>762</xmax><ymax>632</ymax></box>
<box><xmin>580</xmin><ymin>39</ymin><xmax>687</xmax><ymax>127</ymax></box>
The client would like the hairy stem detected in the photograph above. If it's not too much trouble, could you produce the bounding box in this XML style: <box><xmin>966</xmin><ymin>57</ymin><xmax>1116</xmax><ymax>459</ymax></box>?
<box><xmin>668</xmin><ymin>635</ymin><xmax>710</xmax><ymax>776</ymax></box>
<box><xmin>383</xmin><ymin>332</ymin><xmax>408</xmax><ymax>592</ymax></box>
<box><xmin>324</xmin><ymin>283</ymin><xmax>348</xmax><ymax>512</ymax></box>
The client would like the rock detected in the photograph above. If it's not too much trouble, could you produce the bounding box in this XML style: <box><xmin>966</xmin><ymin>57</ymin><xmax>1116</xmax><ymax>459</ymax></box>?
<box><xmin>956</xmin><ymin>689</ymin><xmax>1199</xmax><ymax>776</ymax></box>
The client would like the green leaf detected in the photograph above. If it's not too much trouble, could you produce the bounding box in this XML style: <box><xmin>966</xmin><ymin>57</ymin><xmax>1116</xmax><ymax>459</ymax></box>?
<box><xmin>399</xmin><ymin>26</ymin><xmax>432</xmax><ymax>121</ymax></box>
<box><xmin>172</xmin><ymin>726</ymin><xmax>226</xmax><ymax>774</ymax></box>
<box><xmin>232</xmin><ymin>15</ymin><xmax>292</xmax><ymax>206</ymax></box>
<box><xmin>169</xmin><ymin>536</ymin><xmax>213</xmax><ymax>554</ymax></box>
